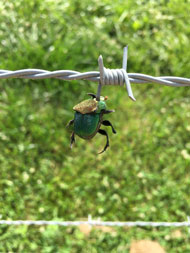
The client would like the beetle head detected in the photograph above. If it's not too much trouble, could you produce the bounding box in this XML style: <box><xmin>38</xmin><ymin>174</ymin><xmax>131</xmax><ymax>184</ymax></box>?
<box><xmin>96</xmin><ymin>99</ymin><xmax>107</xmax><ymax>113</ymax></box>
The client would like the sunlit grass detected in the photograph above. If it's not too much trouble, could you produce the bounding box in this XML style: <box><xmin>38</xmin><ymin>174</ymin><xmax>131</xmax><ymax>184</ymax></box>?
<box><xmin>0</xmin><ymin>0</ymin><xmax>190</xmax><ymax>252</ymax></box>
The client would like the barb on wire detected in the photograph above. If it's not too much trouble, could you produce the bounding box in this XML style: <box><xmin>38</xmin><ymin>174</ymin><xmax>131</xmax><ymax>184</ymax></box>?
<box><xmin>97</xmin><ymin>46</ymin><xmax>135</xmax><ymax>101</ymax></box>
<box><xmin>1</xmin><ymin>47</ymin><xmax>190</xmax><ymax>100</ymax></box>
<box><xmin>122</xmin><ymin>46</ymin><xmax>135</xmax><ymax>101</ymax></box>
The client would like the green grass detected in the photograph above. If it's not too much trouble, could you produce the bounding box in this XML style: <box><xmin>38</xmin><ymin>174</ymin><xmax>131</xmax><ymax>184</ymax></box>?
<box><xmin>0</xmin><ymin>0</ymin><xmax>190</xmax><ymax>252</ymax></box>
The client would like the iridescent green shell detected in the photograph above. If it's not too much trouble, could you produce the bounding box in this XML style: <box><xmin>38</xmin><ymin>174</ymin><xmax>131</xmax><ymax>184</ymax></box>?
<box><xmin>73</xmin><ymin>99</ymin><xmax>98</xmax><ymax>114</ymax></box>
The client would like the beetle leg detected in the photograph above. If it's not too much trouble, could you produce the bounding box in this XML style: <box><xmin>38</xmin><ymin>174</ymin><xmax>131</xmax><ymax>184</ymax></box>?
<box><xmin>70</xmin><ymin>132</ymin><xmax>75</xmax><ymax>149</ymax></box>
<box><xmin>87</xmin><ymin>93</ymin><xmax>97</xmax><ymax>99</ymax></box>
<box><xmin>102</xmin><ymin>120</ymin><xmax>117</xmax><ymax>134</ymax></box>
<box><xmin>101</xmin><ymin>109</ymin><xmax>115</xmax><ymax>114</ymax></box>
<box><xmin>66</xmin><ymin>119</ymin><xmax>74</xmax><ymax>128</ymax></box>
<box><xmin>98</xmin><ymin>129</ymin><xmax>109</xmax><ymax>154</ymax></box>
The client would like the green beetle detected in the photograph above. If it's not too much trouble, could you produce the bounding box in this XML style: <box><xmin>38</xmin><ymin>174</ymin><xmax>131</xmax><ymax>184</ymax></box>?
<box><xmin>67</xmin><ymin>93</ymin><xmax>116</xmax><ymax>154</ymax></box>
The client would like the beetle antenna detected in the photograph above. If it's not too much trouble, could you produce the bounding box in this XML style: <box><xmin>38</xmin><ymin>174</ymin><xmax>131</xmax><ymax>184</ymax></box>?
<box><xmin>87</xmin><ymin>93</ymin><xmax>96</xmax><ymax>99</ymax></box>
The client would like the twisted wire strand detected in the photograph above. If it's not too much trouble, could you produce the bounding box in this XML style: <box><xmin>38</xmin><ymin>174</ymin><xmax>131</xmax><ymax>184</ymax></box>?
<box><xmin>1</xmin><ymin>45</ymin><xmax>190</xmax><ymax>103</ymax></box>
<box><xmin>0</xmin><ymin>220</ymin><xmax>190</xmax><ymax>227</ymax></box>
<box><xmin>0</xmin><ymin>69</ymin><xmax>190</xmax><ymax>87</ymax></box>
<box><xmin>0</xmin><ymin>46</ymin><xmax>190</xmax><ymax>90</ymax></box>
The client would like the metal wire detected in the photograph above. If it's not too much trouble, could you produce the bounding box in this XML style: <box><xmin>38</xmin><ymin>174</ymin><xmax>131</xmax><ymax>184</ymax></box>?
<box><xmin>1</xmin><ymin>69</ymin><xmax>190</xmax><ymax>87</ymax></box>
<box><xmin>1</xmin><ymin>46</ymin><xmax>190</xmax><ymax>101</ymax></box>
<box><xmin>0</xmin><ymin>219</ymin><xmax>190</xmax><ymax>227</ymax></box>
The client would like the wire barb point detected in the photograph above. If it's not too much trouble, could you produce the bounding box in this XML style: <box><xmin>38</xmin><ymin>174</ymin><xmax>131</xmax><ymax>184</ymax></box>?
<box><xmin>98</xmin><ymin>55</ymin><xmax>104</xmax><ymax>84</ymax></box>
<box><xmin>122</xmin><ymin>46</ymin><xmax>136</xmax><ymax>101</ymax></box>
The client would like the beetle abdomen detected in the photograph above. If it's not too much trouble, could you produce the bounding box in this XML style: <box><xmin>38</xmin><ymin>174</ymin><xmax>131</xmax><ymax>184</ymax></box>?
<box><xmin>74</xmin><ymin>112</ymin><xmax>100</xmax><ymax>139</ymax></box>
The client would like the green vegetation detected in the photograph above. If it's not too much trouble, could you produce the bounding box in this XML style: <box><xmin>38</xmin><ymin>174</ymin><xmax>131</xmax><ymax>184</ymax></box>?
<box><xmin>0</xmin><ymin>0</ymin><xmax>190</xmax><ymax>252</ymax></box>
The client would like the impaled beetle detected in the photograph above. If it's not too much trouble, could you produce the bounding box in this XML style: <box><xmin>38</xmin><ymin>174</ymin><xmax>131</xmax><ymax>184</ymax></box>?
<box><xmin>67</xmin><ymin>93</ymin><xmax>116</xmax><ymax>154</ymax></box>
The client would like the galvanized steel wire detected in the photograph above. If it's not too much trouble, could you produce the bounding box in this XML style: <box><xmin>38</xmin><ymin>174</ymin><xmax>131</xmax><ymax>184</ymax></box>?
<box><xmin>0</xmin><ymin>69</ymin><xmax>190</xmax><ymax>84</ymax></box>
<box><xmin>1</xmin><ymin>69</ymin><xmax>190</xmax><ymax>87</ymax></box>
<box><xmin>0</xmin><ymin>219</ymin><xmax>190</xmax><ymax>227</ymax></box>
<box><xmin>0</xmin><ymin>46</ymin><xmax>190</xmax><ymax>102</ymax></box>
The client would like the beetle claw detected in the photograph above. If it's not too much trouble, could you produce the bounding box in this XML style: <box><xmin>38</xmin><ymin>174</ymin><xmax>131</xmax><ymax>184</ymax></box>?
<box><xmin>98</xmin><ymin>129</ymin><xmax>109</xmax><ymax>154</ymax></box>
<box><xmin>98</xmin><ymin>143</ymin><xmax>109</xmax><ymax>154</ymax></box>
<box><xmin>98</xmin><ymin>148</ymin><xmax>107</xmax><ymax>154</ymax></box>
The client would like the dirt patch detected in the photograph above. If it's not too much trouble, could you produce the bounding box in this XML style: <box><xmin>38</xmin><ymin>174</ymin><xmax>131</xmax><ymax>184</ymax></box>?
<box><xmin>130</xmin><ymin>239</ymin><xmax>166</xmax><ymax>253</ymax></box>
<box><xmin>79</xmin><ymin>224</ymin><xmax>115</xmax><ymax>236</ymax></box>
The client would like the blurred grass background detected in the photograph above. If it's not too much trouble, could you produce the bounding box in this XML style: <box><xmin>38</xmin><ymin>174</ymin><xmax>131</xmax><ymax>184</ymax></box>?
<box><xmin>0</xmin><ymin>0</ymin><xmax>190</xmax><ymax>252</ymax></box>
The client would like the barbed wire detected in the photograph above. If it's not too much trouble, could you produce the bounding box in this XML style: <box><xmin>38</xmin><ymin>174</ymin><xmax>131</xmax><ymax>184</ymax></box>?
<box><xmin>1</xmin><ymin>46</ymin><xmax>190</xmax><ymax>102</ymax></box>
<box><xmin>1</xmin><ymin>69</ymin><xmax>190</xmax><ymax>87</ymax></box>
<box><xmin>0</xmin><ymin>219</ymin><xmax>190</xmax><ymax>227</ymax></box>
